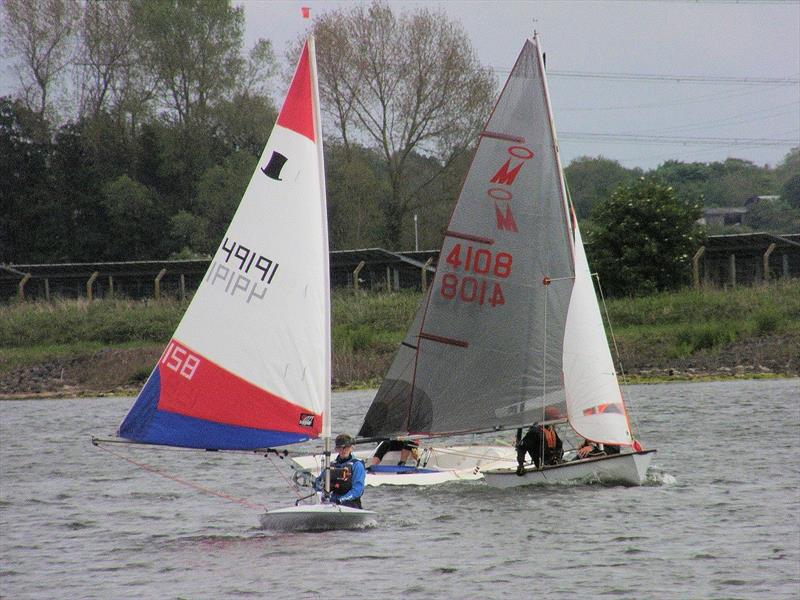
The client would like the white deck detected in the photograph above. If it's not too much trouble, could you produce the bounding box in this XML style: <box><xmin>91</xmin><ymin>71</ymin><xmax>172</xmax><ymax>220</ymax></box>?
<box><xmin>483</xmin><ymin>450</ymin><xmax>656</xmax><ymax>488</ymax></box>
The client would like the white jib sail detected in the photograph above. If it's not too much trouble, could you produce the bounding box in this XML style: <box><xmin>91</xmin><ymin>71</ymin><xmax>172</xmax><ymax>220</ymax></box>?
<box><xmin>562</xmin><ymin>222</ymin><xmax>633</xmax><ymax>446</ymax></box>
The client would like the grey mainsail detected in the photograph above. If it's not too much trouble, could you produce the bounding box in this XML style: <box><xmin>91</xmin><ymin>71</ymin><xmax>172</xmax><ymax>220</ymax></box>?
<box><xmin>359</xmin><ymin>38</ymin><xmax>574</xmax><ymax>438</ymax></box>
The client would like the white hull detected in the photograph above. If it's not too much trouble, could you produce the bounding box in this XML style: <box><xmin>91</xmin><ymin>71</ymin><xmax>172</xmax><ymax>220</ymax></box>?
<box><xmin>483</xmin><ymin>450</ymin><xmax>656</xmax><ymax>488</ymax></box>
<box><xmin>290</xmin><ymin>445</ymin><xmax>518</xmax><ymax>487</ymax></box>
<box><xmin>259</xmin><ymin>503</ymin><xmax>377</xmax><ymax>531</ymax></box>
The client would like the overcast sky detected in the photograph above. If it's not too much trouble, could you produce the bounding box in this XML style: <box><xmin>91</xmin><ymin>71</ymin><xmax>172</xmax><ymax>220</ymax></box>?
<box><xmin>242</xmin><ymin>0</ymin><xmax>799</xmax><ymax>170</ymax></box>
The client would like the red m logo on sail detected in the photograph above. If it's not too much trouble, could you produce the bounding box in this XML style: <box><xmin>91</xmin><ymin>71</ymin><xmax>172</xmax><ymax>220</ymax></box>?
<box><xmin>490</xmin><ymin>159</ymin><xmax>524</xmax><ymax>186</ymax></box>
<box><xmin>495</xmin><ymin>204</ymin><xmax>518</xmax><ymax>232</ymax></box>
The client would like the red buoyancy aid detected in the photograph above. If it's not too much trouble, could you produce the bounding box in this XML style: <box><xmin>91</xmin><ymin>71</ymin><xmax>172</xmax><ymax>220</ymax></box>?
<box><xmin>542</xmin><ymin>426</ymin><xmax>556</xmax><ymax>449</ymax></box>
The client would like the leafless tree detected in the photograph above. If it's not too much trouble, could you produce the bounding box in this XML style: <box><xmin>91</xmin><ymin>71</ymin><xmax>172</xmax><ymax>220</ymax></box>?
<box><xmin>306</xmin><ymin>1</ymin><xmax>496</xmax><ymax>247</ymax></box>
<box><xmin>76</xmin><ymin>1</ymin><xmax>138</xmax><ymax>119</ymax></box>
<box><xmin>1</xmin><ymin>0</ymin><xmax>79</xmax><ymax>119</ymax></box>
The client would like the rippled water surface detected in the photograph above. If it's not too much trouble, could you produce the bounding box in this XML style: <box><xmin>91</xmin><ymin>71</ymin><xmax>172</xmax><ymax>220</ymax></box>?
<box><xmin>2</xmin><ymin>379</ymin><xmax>799</xmax><ymax>599</ymax></box>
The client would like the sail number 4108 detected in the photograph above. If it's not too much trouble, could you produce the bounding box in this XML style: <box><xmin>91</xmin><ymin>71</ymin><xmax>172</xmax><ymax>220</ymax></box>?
<box><xmin>440</xmin><ymin>244</ymin><xmax>512</xmax><ymax>308</ymax></box>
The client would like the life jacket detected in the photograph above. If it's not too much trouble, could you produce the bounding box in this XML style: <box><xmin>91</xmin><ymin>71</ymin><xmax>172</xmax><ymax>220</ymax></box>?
<box><xmin>329</xmin><ymin>456</ymin><xmax>362</xmax><ymax>495</ymax></box>
<box><xmin>542</xmin><ymin>426</ymin><xmax>556</xmax><ymax>449</ymax></box>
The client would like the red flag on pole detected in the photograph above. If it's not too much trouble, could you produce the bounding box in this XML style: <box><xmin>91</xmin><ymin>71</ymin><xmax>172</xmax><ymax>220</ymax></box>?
<box><xmin>301</xmin><ymin>7</ymin><xmax>310</xmax><ymax>19</ymax></box>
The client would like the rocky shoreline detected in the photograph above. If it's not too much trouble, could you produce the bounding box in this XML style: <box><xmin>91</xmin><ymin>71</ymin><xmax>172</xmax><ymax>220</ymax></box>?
<box><xmin>1</xmin><ymin>332</ymin><xmax>797</xmax><ymax>400</ymax></box>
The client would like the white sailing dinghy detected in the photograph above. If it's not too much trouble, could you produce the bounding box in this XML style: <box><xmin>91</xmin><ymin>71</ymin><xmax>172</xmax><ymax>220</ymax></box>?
<box><xmin>101</xmin><ymin>36</ymin><xmax>375</xmax><ymax>530</ymax></box>
<box><xmin>353</xmin><ymin>34</ymin><xmax>655</xmax><ymax>488</ymax></box>
<box><xmin>289</xmin><ymin>443</ymin><xmax>517</xmax><ymax>487</ymax></box>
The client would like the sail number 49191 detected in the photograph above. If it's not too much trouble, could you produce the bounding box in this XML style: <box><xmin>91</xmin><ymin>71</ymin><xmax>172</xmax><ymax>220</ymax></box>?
<box><xmin>439</xmin><ymin>244</ymin><xmax>512</xmax><ymax>307</ymax></box>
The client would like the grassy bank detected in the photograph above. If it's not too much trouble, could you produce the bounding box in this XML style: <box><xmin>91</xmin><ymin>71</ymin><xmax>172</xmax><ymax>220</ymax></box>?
<box><xmin>604</xmin><ymin>280</ymin><xmax>800</xmax><ymax>366</ymax></box>
<box><xmin>0</xmin><ymin>281</ymin><xmax>798</xmax><ymax>397</ymax></box>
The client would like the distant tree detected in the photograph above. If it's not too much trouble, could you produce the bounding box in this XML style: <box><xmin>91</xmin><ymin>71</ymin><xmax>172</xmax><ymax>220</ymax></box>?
<box><xmin>775</xmin><ymin>148</ymin><xmax>800</xmax><ymax>209</ymax></box>
<box><xmin>191</xmin><ymin>151</ymin><xmax>255</xmax><ymax>252</ymax></box>
<box><xmin>168</xmin><ymin>150</ymin><xmax>257</xmax><ymax>256</ymax></box>
<box><xmin>49</xmin><ymin>120</ymin><xmax>110</xmax><ymax>261</ymax></box>
<box><xmin>131</xmin><ymin>0</ymin><xmax>244</xmax><ymax>127</ymax></box>
<box><xmin>305</xmin><ymin>1</ymin><xmax>496</xmax><ymax>248</ymax></box>
<box><xmin>1</xmin><ymin>0</ymin><xmax>79</xmax><ymax>119</ymax></box>
<box><xmin>77</xmin><ymin>1</ymin><xmax>131</xmax><ymax>117</ymax></box>
<box><xmin>780</xmin><ymin>174</ymin><xmax>800</xmax><ymax>210</ymax></box>
<box><xmin>211</xmin><ymin>93</ymin><xmax>277</xmax><ymax>157</ymax></box>
<box><xmin>651</xmin><ymin>160</ymin><xmax>710</xmax><ymax>207</ymax></box>
<box><xmin>102</xmin><ymin>175</ymin><xmax>166</xmax><ymax>259</ymax></box>
<box><xmin>703</xmin><ymin>158</ymin><xmax>774</xmax><ymax>206</ymax></box>
<box><xmin>0</xmin><ymin>97</ymin><xmax>54</xmax><ymax>262</ymax></box>
<box><xmin>129</xmin><ymin>0</ymin><xmax>276</xmax><ymax>215</ymax></box>
<box><xmin>565</xmin><ymin>156</ymin><xmax>641</xmax><ymax>220</ymax></box>
<box><xmin>587</xmin><ymin>178</ymin><xmax>705</xmax><ymax>297</ymax></box>
<box><xmin>746</xmin><ymin>199</ymin><xmax>800</xmax><ymax>234</ymax></box>
<box><xmin>325</xmin><ymin>143</ymin><xmax>386</xmax><ymax>250</ymax></box>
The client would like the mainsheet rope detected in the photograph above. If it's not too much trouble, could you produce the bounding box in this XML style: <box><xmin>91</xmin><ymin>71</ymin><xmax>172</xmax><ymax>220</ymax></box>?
<box><xmin>95</xmin><ymin>441</ymin><xmax>285</xmax><ymax>512</ymax></box>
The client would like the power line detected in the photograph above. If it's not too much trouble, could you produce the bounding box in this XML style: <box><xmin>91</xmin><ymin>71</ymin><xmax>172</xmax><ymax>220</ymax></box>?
<box><xmin>491</xmin><ymin>67</ymin><xmax>799</xmax><ymax>86</ymax></box>
<box><xmin>558</xmin><ymin>132</ymin><xmax>799</xmax><ymax>146</ymax></box>
<box><xmin>558</xmin><ymin>83</ymin><xmax>795</xmax><ymax>112</ymax></box>
<box><xmin>548</xmin><ymin>71</ymin><xmax>799</xmax><ymax>86</ymax></box>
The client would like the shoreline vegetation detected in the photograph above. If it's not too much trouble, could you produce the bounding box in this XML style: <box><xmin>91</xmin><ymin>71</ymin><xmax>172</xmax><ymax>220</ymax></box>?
<box><xmin>1</xmin><ymin>281</ymin><xmax>798</xmax><ymax>400</ymax></box>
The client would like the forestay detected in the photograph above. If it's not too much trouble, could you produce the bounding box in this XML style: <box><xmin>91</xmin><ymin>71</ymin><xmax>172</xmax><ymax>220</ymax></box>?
<box><xmin>118</xmin><ymin>41</ymin><xmax>331</xmax><ymax>451</ymax></box>
<box><xmin>359</xmin><ymin>39</ymin><xmax>574</xmax><ymax>438</ymax></box>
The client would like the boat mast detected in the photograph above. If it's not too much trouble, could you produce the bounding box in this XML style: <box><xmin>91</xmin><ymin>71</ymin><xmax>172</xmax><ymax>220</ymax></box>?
<box><xmin>533</xmin><ymin>31</ymin><xmax>574</xmax><ymax>255</ymax></box>
<box><xmin>308</xmin><ymin>34</ymin><xmax>333</xmax><ymax>495</ymax></box>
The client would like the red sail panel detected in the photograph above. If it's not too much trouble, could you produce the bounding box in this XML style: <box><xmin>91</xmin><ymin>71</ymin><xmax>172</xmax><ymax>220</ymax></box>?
<box><xmin>157</xmin><ymin>340</ymin><xmax>322</xmax><ymax>438</ymax></box>
<box><xmin>276</xmin><ymin>42</ymin><xmax>315</xmax><ymax>141</ymax></box>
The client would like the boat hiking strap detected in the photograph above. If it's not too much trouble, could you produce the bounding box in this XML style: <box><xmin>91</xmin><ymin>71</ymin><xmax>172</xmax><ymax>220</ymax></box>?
<box><xmin>94</xmin><ymin>440</ymin><xmax>271</xmax><ymax>511</ymax></box>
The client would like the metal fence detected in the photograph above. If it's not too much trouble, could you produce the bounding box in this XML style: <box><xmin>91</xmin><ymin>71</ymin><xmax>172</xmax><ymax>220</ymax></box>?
<box><xmin>3</xmin><ymin>234</ymin><xmax>798</xmax><ymax>303</ymax></box>
<box><xmin>692</xmin><ymin>233</ymin><xmax>800</xmax><ymax>288</ymax></box>
<box><xmin>1</xmin><ymin>249</ymin><xmax>438</xmax><ymax>303</ymax></box>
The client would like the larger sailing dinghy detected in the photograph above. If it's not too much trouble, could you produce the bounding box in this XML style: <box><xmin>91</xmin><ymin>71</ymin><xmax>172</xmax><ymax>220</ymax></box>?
<box><xmin>100</xmin><ymin>37</ymin><xmax>375</xmax><ymax>530</ymax></box>
<box><xmin>356</xmin><ymin>34</ymin><xmax>655</xmax><ymax>488</ymax></box>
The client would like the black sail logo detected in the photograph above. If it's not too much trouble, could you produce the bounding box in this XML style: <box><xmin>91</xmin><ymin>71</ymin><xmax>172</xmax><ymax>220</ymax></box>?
<box><xmin>262</xmin><ymin>151</ymin><xmax>288</xmax><ymax>180</ymax></box>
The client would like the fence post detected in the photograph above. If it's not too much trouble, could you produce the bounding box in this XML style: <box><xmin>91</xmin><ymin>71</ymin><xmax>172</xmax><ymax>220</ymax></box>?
<box><xmin>86</xmin><ymin>271</ymin><xmax>99</xmax><ymax>301</ymax></box>
<box><xmin>692</xmin><ymin>246</ymin><xmax>705</xmax><ymax>289</ymax></box>
<box><xmin>353</xmin><ymin>261</ymin><xmax>365</xmax><ymax>291</ymax></box>
<box><xmin>180</xmin><ymin>274</ymin><xmax>186</xmax><ymax>300</ymax></box>
<box><xmin>18</xmin><ymin>273</ymin><xmax>31</xmax><ymax>301</ymax></box>
<box><xmin>108</xmin><ymin>275</ymin><xmax>114</xmax><ymax>298</ymax></box>
<box><xmin>728</xmin><ymin>253</ymin><xmax>736</xmax><ymax>288</ymax></box>
<box><xmin>154</xmin><ymin>268</ymin><xmax>167</xmax><ymax>300</ymax></box>
<box><xmin>44</xmin><ymin>278</ymin><xmax>50</xmax><ymax>302</ymax></box>
<box><xmin>421</xmin><ymin>258</ymin><xmax>433</xmax><ymax>291</ymax></box>
<box><xmin>763</xmin><ymin>242</ymin><xmax>776</xmax><ymax>283</ymax></box>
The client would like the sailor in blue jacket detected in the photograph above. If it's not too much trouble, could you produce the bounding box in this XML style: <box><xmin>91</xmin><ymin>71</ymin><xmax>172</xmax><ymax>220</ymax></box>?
<box><xmin>314</xmin><ymin>433</ymin><xmax>366</xmax><ymax>509</ymax></box>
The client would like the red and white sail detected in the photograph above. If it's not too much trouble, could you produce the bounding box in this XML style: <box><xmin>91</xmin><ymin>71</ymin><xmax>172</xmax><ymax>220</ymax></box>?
<box><xmin>119</xmin><ymin>38</ymin><xmax>331</xmax><ymax>450</ymax></box>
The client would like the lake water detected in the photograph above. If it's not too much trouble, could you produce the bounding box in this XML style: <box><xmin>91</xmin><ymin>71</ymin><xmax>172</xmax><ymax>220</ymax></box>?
<box><xmin>1</xmin><ymin>379</ymin><xmax>799</xmax><ymax>599</ymax></box>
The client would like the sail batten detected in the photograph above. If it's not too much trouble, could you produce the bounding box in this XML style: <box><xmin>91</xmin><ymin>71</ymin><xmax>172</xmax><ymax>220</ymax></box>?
<box><xmin>480</xmin><ymin>131</ymin><xmax>526</xmax><ymax>143</ymax></box>
<box><xmin>444</xmin><ymin>231</ymin><xmax>495</xmax><ymax>244</ymax></box>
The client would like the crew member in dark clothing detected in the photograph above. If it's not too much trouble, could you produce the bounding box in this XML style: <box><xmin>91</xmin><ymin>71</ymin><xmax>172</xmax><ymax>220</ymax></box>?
<box><xmin>576</xmin><ymin>438</ymin><xmax>605</xmax><ymax>459</ymax></box>
<box><xmin>313</xmin><ymin>433</ymin><xmax>366</xmax><ymax>509</ymax></box>
<box><xmin>516</xmin><ymin>406</ymin><xmax>564</xmax><ymax>475</ymax></box>
<box><xmin>574</xmin><ymin>439</ymin><xmax>622</xmax><ymax>460</ymax></box>
<box><xmin>369</xmin><ymin>439</ymin><xmax>420</xmax><ymax>467</ymax></box>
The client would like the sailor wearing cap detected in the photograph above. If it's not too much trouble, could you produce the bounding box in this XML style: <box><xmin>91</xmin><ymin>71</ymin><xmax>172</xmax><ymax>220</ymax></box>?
<box><xmin>313</xmin><ymin>433</ymin><xmax>366</xmax><ymax>509</ymax></box>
